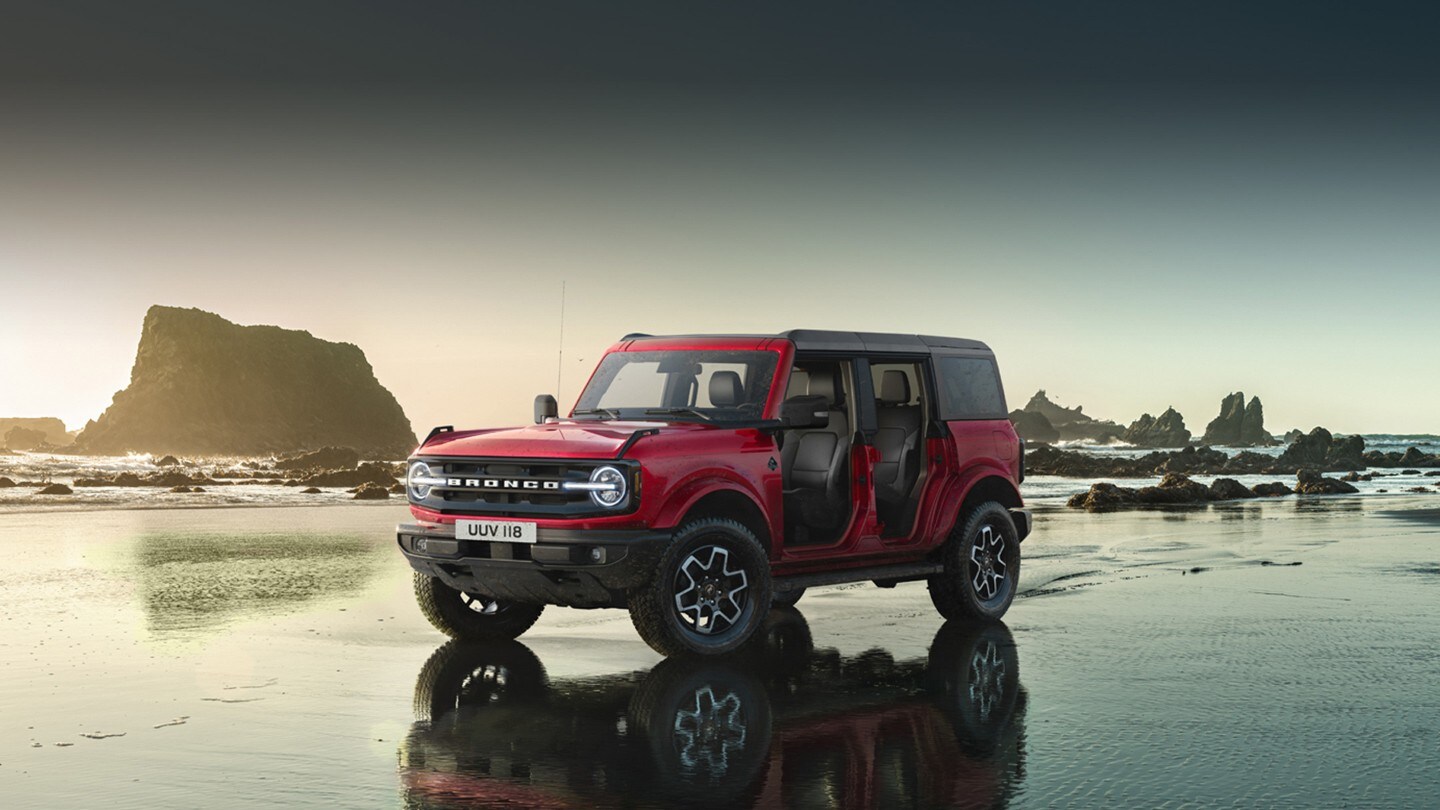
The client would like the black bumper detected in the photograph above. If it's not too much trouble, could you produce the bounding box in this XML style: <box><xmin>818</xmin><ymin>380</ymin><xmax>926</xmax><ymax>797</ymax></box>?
<box><xmin>396</xmin><ymin>523</ymin><xmax>671</xmax><ymax>609</ymax></box>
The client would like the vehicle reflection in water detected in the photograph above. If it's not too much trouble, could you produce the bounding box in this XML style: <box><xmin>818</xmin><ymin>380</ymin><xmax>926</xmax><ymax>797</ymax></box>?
<box><xmin>399</xmin><ymin>609</ymin><xmax>1027</xmax><ymax>809</ymax></box>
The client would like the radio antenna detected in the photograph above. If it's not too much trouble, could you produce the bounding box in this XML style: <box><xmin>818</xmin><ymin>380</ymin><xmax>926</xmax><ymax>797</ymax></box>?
<box><xmin>556</xmin><ymin>280</ymin><xmax>567</xmax><ymax>399</ymax></box>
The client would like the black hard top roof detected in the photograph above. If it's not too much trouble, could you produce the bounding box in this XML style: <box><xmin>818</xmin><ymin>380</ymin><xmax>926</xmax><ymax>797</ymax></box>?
<box><xmin>623</xmin><ymin>330</ymin><xmax>991</xmax><ymax>355</ymax></box>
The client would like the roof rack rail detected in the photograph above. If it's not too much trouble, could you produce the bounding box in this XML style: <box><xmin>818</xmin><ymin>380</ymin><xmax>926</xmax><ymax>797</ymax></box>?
<box><xmin>620</xmin><ymin>332</ymin><xmax>653</xmax><ymax>340</ymax></box>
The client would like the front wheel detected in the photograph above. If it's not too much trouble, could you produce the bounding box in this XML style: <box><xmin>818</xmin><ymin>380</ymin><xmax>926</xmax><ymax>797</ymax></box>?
<box><xmin>629</xmin><ymin>518</ymin><xmax>772</xmax><ymax>657</ymax></box>
<box><xmin>928</xmin><ymin>502</ymin><xmax>1020</xmax><ymax>621</ymax></box>
<box><xmin>413</xmin><ymin>572</ymin><xmax>545</xmax><ymax>641</ymax></box>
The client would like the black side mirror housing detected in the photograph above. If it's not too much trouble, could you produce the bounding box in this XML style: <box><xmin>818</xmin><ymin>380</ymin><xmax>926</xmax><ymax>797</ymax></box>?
<box><xmin>779</xmin><ymin>395</ymin><xmax>830</xmax><ymax>429</ymax></box>
<box><xmin>534</xmin><ymin>394</ymin><xmax>559</xmax><ymax>424</ymax></box>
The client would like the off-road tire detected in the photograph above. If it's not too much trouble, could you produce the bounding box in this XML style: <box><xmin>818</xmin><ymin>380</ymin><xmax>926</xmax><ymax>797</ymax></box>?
<box><xmin>629</xmin><ymin>518</ymin><xmax>772</xmax><ymax>657</ymax></box>
<box><xmin>928</xmin><ymin>501</ymin><xmax>1020</xmax><ymax>621</ymax></box>
<box><xmin>772</xmin><ymin>587</ymin><xmax>805</xmax><ymax>607</ymax></box>
<box><xmin>414</xmin><ymin>572</ymin><xmax>545</xmax><ymax>641</ymax></box>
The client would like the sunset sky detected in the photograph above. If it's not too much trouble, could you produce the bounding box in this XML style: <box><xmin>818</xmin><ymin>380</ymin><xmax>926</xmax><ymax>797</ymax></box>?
<box><xmin>3</xmin><ymin>2</ymin><xmax>1439</xmax><ymax>437</ymax></box>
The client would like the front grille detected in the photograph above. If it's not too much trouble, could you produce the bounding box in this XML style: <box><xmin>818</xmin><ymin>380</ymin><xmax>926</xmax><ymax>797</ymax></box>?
<box><xmin>412</xmin><ymin>457</ymin><xmax>636</xmax><ymax>517</ymax></box>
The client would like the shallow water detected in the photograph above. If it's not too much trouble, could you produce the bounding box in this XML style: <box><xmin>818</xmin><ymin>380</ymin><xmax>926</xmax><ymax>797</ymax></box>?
<box><xmin>2</xmin><ymin>500</ymin><xmax>1438</xmax><ymax>807</ymax></box>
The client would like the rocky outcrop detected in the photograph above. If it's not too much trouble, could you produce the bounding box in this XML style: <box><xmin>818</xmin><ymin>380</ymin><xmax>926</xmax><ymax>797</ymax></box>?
<box><xmin>74</xmin><ymin>306</ymin><xmax>415</xmax><ymax>458</ymax></box>
<box><xmin>38</xmin><ymin>483</ymin><xmax>73</xmax><ymax>495</ymax></box>
<box><xmin>1275</xmin><ymin>428</ymin><xmax>1366</xmax><ymax>471</ymax></box>
<box><xmin>1008</xmin><ymin>410</ymin><xmax>1060</xmax><ymax>443</ymax></box>
<box><xmin>1067</xmin><ymin>473</ymin><xmax>1259</xmax><ymax>510</ymax></box>
<box><xmin>276</xmin><ymin>446</ymin><xmax>361</xmax><ymax>471</ymax></box>
<box><xmin>1200</xmin><ymin>393</ymin><xmax>1275</xmax><ymax>446</ymax></box>
<box><xmin>1294</xmin><ymin>469</ymin><xmax>1360</xmax><ymax>495</ymax></box>
<box><xmin>1021</xmin><ymin>391</ymin><xmax>1123</xmax><ymax>443</ymax></box>
<box><xmin>1121</xmin><ymin>407</ymin><xmax>1191</xmax><ymax>448</ymax></box>
<box><xmin>1253</xmin><ymin>482</ymin><xmax>1294</xmax><ymax>497</ymax></box>
<box><xmin>353</xmin><ymin>482</ymin><xmax>390</xmax><ymax>500</ymax></box>
<box><xmin>0</xmin><ymin>418</ymin><xmax>71</xmax><ymax>447</ymax></box>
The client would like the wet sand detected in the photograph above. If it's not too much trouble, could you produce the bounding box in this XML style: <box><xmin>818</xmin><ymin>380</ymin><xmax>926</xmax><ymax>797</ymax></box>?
<box><xmin>2</xmin><ymin>498</ymin><xmax>1438</xmax><ymax>808</ymax></box>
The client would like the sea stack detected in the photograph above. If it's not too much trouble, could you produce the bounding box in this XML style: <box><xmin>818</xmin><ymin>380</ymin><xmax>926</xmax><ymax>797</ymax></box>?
<box><xmin>1121</xmin><ymin>407</ymin><xmax>1191</xmax><ymax>448</ymax></box>
<box><xmin>1200</xmin><ymin>392</ymin><xmax>1276</xmax><ymax>447</ymax></box>
<box><xmin>74</xmin><ymin>306</ymin><xmax>416</xmax><ymax>458</ymax></box>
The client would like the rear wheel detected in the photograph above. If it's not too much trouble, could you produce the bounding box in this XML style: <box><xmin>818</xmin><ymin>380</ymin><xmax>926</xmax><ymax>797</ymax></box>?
<box><xmin>413</xmin><ymin>572</ymin><xmax>545</xmax><ymax>641</ymax></box>
<box><xmin>629</xmin><ymin>518</ymin><xmax>772</xmax><ymax>657</ymax></box>
<box><xmin>928</xmin><ymin>502</ymin><xmax>1020</xmax><ymax>621</ymax></box>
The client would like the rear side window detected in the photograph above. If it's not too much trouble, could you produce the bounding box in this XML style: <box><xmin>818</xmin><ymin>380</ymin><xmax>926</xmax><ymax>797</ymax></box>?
<box><xmin>934</xmin><ymin>356</ymin><xmax>1006</xmax><ymax>420</ymax></box>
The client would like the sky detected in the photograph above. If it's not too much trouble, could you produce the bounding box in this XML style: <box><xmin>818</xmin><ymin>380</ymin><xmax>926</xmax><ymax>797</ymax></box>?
<box><xmin>3</xmin><ymin>2</ymin><xmax>1439</xmax><ymax>437</ymax></box>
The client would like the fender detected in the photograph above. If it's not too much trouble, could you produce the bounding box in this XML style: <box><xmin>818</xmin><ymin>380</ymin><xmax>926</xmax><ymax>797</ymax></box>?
<box><xmin>934</xmin><ymin>462</ymin><xmax>1024</xmax><ymax>541</ymax></box>
<box><xmin>652</xmin><ymin>469</ymin><xmax>773</xmax><ymax>537</ymax></box>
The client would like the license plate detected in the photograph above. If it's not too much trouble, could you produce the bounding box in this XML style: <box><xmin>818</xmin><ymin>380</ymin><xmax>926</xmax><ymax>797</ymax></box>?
<box><xmin>455</xmin><ymin>519</ymin><xmax>537</xmax><ymax>544</ymax></box>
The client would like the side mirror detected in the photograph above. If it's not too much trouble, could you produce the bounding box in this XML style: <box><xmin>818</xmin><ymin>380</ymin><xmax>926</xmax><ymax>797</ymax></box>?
<box><xmin>779</xmin><ymin>395</ymin><xmax>829</xmax><ymax>429</ymax></box>
<box><xmin>534</xmin><ymin>394</ymin><xmax>559</xmax><ymax>424</ymax></box>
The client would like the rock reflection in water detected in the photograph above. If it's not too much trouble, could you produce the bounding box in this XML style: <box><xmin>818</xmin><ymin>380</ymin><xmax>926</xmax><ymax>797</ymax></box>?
<box><xmin>399</xmin><ymin>609</ymin><xmax>1027</xmax><ymax>809</ymax></box>
<box><xmin>133</xmin><ymin>531</ymin><xmax>385</xmax><ymax>635</ymax></box>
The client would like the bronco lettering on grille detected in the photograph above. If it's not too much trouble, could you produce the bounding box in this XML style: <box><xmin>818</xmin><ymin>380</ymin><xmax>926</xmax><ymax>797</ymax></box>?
<box><xmin>443</xmin><ymin>477</ymin><xmax>562</xmax><ymax>491</ymax></box>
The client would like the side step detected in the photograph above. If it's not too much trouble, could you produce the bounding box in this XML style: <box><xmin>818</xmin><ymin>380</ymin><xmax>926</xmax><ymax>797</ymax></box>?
<box><xmin>773</xmin><ymin>561</ymin><xmax>943</xmax><ymax>593</ymax></box>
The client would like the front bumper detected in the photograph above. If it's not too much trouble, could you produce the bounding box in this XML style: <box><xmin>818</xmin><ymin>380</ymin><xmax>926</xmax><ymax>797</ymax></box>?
<box><xmin>396</xmin><ymin>522</ymin><xmax>671</xmax><ymax>609</ymax></box>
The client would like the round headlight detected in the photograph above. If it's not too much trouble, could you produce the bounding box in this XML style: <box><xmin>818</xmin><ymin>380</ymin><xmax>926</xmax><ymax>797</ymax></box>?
<box><xmin>589</xmin><ymin>465</ymin><xmax>628</xmax><ymax>508</ymax></box>
<box><xmin>407</xmin><ymin>461</ymin><xmax>434</xmax><ymax>500</ymax></box>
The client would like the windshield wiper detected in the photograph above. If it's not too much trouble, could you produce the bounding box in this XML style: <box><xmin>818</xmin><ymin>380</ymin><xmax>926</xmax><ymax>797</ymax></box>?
<box><xmin>644</xmin><ymin>407</ymin><xmax>712</xmax><ymax>421</ymax></box>
<box><xmin>572</xmin><ymin>408</ymin><xmax>622</xmax><ymax>419</ymax></box>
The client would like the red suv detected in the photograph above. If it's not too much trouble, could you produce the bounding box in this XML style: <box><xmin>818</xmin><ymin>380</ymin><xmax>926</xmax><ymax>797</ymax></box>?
<box><xmin>398</xmin><ymin>330</ymin><xmax>1030</xmax><ymax>656</ymax></box>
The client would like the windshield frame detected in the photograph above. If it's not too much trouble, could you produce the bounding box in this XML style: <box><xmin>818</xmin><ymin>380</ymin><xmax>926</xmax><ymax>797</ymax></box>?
<box><xmin>571</xmin><ymin>348</ymin><xmax>784</xmax><ymax>424</ymax></box>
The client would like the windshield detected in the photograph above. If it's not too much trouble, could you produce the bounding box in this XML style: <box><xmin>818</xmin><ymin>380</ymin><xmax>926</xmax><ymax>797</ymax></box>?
<box><xmin>573</xmin><ymin>350</ymin><xmax>779</xmax><ymax>422</ymax></box>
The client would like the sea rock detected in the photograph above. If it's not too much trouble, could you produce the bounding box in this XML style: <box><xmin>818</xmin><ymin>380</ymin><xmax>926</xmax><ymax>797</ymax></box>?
<box><xmin>1252</xmin><ymin>482</ymin><xmax>1294</xmax><ymax>497</ymax></box>
<box><xmin>1008</xmin><ymin>410</ymin><xmax>1060</xmax><ymax>443</ymax></box>
<box><xmin>155</xmin><ymin>455</ymin><xmax>181</xmax><ymax>466</ymax></box>
<box><xmin>1294</xmin><ymin>469</ymin><xmax>1360</xmax><ymax>495</ymax></box>
<box><xmin>1276</xmin><ymin>428</ymin><xmax>1366</xmax><ymax>472</ymax></box>
<box><xmin>388</xmin><ymin>483</ymin><xmax>405</xmax><ymax>494</ymax></box>
<box><xmin>353</xmin><ymin>482</ymin><xmax>390</xmax><ymax>500</ymax></box>
<box><xmin>1282</xmin><ymin>429</ymin><xmax>1304</xmax><ymax>443</ymax></box>
<box><xmin>301</xmin><ymin>487</ymin><xmax>323</xmax><ymax>494</ymax></box>
<box><xmin>0</xmin><ymin>418</ymin><xmax>72</xmax><ymax>447</ymax></box>
<box><xmin>0</xmin><ymin>476</ymin><xmax>15</xmax><ymax>487</ymax></box>
<box><xmin>169</xmin><ymin>485</ymin><xmax>192</xmax><ymax>493</ymax></box>
<box><xmin>300</xmin><ymin>462</ymin><xmax>398</xmax><ymax>488</ymax></box>
<box><xmin>73</xmin><ymin>306</ymin><xmax>416</xmax><ymax>458</ymax></box>
<box><xmin>1121</xmin><ymin>407</ymin><xmax>1191</xmax><ymax>448</ymax></box>
<box><xmin>38</xmin><ymin>483</ymin><xmax>73</xmax><ymax>495</ymax></box>
<box><xmin>276</xmin><ymin>446</ymin><xmax>361</xmax><ymax>471</ymax></box>
<box><xmin>1200</xmin><ymin>393</ymin><xmax>1276</xmax><ymax>446</ymax></box>
<box><xmin>1021</xmin><ymin>391</ymin><xmax>1123</xmax><ymax>443</ymax></box>
<box><xmin>1209</xmin><ymin>478</ymin><xmax>1257</xmax><ymax>500</ymax></box>
<box><xmin>1067</xmin><ymin>473</ymin><xmax>1218</xmax><ymax>510</ymax></box>
<box><xmin>1398</xmin><ymin>447</ymin><xmax>1440</xmax><ymax>467</ymax></box>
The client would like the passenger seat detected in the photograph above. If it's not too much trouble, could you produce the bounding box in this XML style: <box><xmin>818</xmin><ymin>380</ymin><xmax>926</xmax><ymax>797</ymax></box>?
<box><xmin>873</xmin><ymin>370</ymin><xmax>922</xmax><ymax>531</ymax></box>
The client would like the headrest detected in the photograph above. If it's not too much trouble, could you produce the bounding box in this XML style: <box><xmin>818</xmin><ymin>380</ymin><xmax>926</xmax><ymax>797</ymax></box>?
<box><xmin>807</xmin><ymin>369</ymin><xmax>838</xmax><ymax>406</ymax></box>
<box><xmin>708</xmin><ymin>371</ymin><xmax>744</xmax><ymax>407</ymax></box>
<box><xmin>879</xmin><ymin>370</ymin><xmax>911</xmax><ymax>404</ymax></box>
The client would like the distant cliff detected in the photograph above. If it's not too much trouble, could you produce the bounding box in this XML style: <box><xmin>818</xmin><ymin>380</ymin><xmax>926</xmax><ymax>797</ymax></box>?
<box><xmin>1021</xmin><ymin>390</ymin><xmax>1123</xmax><ymax>443</ymax></box>
<box><xmin>75</xmin><ymin>306</ymin><xmax>416</xmax><ymax>458</ymax></box>
<box><xmin>0</xmin><ymin>417</ymin><xmax>71</xmax><ymax>448</ymax></box>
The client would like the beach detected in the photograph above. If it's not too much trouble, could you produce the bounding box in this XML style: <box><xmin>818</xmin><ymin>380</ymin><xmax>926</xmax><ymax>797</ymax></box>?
<box><xmin>2</xmin><ymin>496</ymin><xmax>1437</xmax><ymax>808</ymax></box>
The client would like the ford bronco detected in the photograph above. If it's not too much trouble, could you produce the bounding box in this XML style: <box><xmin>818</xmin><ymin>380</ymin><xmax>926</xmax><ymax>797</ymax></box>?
<box><xmin>397</xmin><ymin>330</ymin><xmax>1031</xmax><ymax>656</ymax></box>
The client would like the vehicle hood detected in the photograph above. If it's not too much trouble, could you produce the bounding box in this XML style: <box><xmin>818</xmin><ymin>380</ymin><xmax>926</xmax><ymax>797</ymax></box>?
<box><xmin>416</xmin><ymin>420</ymin><xmax>706</xmax><ymax>460</ymax></box>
